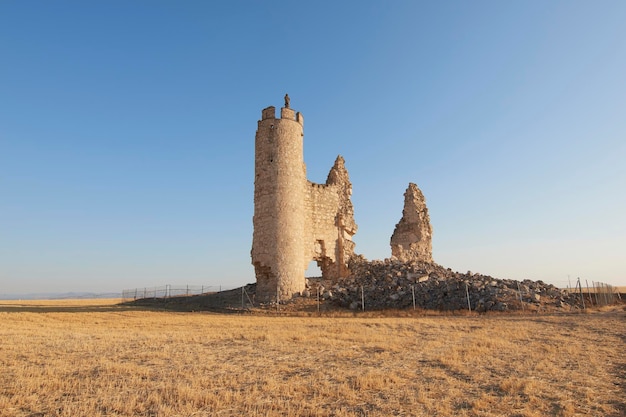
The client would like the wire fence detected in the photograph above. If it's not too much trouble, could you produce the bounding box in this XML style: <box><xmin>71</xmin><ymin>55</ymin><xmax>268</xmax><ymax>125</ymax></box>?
<box><xmin>559</xmin><ymin>279</ymin><xmax>622</xmax><ymax>308</ymax></box>
<box><xmin>121</xmin><ymin>285</ymin><xmax>235</xmax><ymax>303</ymax></box>
<box><xmin>121</xmin><ymin>280</ymin><xmax>623</xmax><ymax>311</ymax></box>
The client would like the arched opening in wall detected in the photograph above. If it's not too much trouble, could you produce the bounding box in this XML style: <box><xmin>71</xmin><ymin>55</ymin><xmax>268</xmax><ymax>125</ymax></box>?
<box><xmin>305</xmin><ymin>260</ymin><xmax>322</xmax><ymax>278</ymax></box>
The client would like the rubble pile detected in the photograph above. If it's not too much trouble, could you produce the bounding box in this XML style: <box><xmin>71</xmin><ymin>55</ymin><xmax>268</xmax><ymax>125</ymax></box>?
<box><xmin>305</xmin><ymin>256</ymin><xmax>581</xmax><ymax>312</ymax></box>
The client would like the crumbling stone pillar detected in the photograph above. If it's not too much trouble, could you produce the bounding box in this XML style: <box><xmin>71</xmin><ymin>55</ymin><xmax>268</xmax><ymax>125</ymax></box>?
<box><xmin>390</xmin><ymin>182</ymin><xmax>433</xmax><ymax>263</ymax></box>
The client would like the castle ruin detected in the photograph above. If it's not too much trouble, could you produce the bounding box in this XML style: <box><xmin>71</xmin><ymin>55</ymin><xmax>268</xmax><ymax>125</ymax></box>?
<box><xmin>251</xmin><ymin>96</ymin><xmax>357</xmax><ymax>302</ymax></box>
<box><xmin>246</xmin><ymin>99</ymin><xmax>588</xmax><ymax>313</ymax></box>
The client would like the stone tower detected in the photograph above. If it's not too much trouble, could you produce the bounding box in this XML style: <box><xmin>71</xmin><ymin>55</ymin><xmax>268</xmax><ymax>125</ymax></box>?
<box><xmin>390</xmin><ymin>182</ymin><xmax>433</xmax><ymax>263</ymax></box>
<box><xmin>251</xmin><ymin>96</ymin><xmax>357</xmax><ymax>302</ymax></box>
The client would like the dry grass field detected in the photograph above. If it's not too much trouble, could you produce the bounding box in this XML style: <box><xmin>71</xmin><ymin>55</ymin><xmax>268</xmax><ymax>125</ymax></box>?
<box><xmin>0</xmin><ymin>299</ymin><xmax>624</xmax><ymax>417</ymax></box>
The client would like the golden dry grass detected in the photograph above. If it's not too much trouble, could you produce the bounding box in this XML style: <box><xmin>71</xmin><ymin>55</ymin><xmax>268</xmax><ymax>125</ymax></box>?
<box><xmin>0</xmin><ymin>299</ymin><xmax>624</xmax><ymax>417</ymax></box>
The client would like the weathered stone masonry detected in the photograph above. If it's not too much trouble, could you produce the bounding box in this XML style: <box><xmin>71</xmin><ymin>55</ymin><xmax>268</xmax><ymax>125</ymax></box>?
<box><xmin>251</xmin><ymin>100</ymin><xmax>357</xmax><ymax>302</ymax></box>
<box><xmin>390</xmin><ymin>182</ymin><xmax>433</xmax><ymax>263</ymax></box>
<box><xmin>249</xmin><ymin>98</ymin><xmax>595</xmax><ymax>312</ymax></box>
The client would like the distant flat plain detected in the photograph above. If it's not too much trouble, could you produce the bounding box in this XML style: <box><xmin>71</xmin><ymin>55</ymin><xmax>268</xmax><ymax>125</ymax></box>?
<box><xmin>0</xmin><ymin>299</ymin><xmax>624</xmax><ymax>417</ymax></box>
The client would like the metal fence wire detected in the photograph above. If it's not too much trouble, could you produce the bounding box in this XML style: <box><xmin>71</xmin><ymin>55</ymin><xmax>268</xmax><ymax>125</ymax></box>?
<box><xmin>563</xmin><ymin>279</ymin><xmax>622</xmax><ymax>308</ymax></box>
<box><xmin>121</xmin><ymin>285</ymin><xmax>229</xmax><ymax>302</ymax></box>
<box><xmin>121</xmin><ymin>280</ymin><xmax>622</xmax><ymax>310</ymax></box>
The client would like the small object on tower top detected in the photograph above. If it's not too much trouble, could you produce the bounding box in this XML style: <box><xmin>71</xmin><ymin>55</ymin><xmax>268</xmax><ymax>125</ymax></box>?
<box><xmin>284</xmin><ymin>93</ymin><xmax>290</xmax><ymax>108</ymax></box>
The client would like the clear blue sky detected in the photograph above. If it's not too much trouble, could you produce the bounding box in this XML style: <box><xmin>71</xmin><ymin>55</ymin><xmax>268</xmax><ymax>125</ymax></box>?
<box><xmin>2</xmin><ymin>1</ymin><xmax>625</xmax><ymax>295</ymax></box>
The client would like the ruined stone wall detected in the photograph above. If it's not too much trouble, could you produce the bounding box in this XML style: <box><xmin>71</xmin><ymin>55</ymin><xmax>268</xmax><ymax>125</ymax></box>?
<box><xmin>323</xmin><ymin>156</ymin><xmax>357</xmax><ymax>277</ymax></box>
<box><xmin>305</xmin><ymin>183</ymin><xmax>341</xmax><ymax>275</ymax></box>
<box><xmin>252</xmin><ymin>100</ymin><xmax>357</xmax><ymax>302</ymax></box>
<box><xmin>305</xmin><ymin>157</ymin><xmax>357</xmax><ymax>280</ymax></box>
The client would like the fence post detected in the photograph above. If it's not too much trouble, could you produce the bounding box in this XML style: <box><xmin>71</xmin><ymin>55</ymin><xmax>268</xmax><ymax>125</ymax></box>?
<box><xmin>516</xmin><ymin>281</ymin><xmax>524</xmax><ymax>311</ymax></box>
<box><xmin>241</xmin><ymin>286</ymin><xmax>244</xmax><ymax>309</ymax></box>
<box><xmin>317</xmin><ymin>287</ymin><xmax>320</xmax><ymax>313</ymax></box>
<box><xmin>412</xmin><ymin>285</ymin><xmax>416</xmax><ymax>310</ymax></box>
<box><xmin>361</xmin><ymin>286</ymin><xmax>365</xmax><ymax>311</ymax></box>
<box><xmin>465</xmin><ymin>282</ymin><xmax>471</xmax><ymax>312</ymax></box>
<box><xmin>577</xmin><ymin>278</ymin><xmax>585</xmax><ymax>309</ymax></box>
<box><xmin>586</xmin><ymin>280</ymin><xmax>593</xmax><ymax>307</ymax></box>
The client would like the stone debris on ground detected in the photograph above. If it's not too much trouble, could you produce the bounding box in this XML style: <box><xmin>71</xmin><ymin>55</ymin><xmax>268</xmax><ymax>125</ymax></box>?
<box><xmin>299</xmin><ymin>256</ymin><xmax>582</xmax><ymax>312</ymax></box>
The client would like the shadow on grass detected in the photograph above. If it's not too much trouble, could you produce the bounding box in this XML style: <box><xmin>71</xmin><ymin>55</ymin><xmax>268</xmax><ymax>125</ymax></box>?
<box><xmin>123</xmin><ymin>286</ymin><xmax>254</xmax><ymax>314</ymax></box>
<box><xmin>0</xmin><ymin>285</ymin><xmax>258</xmax><ymax>314</ymax></box>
